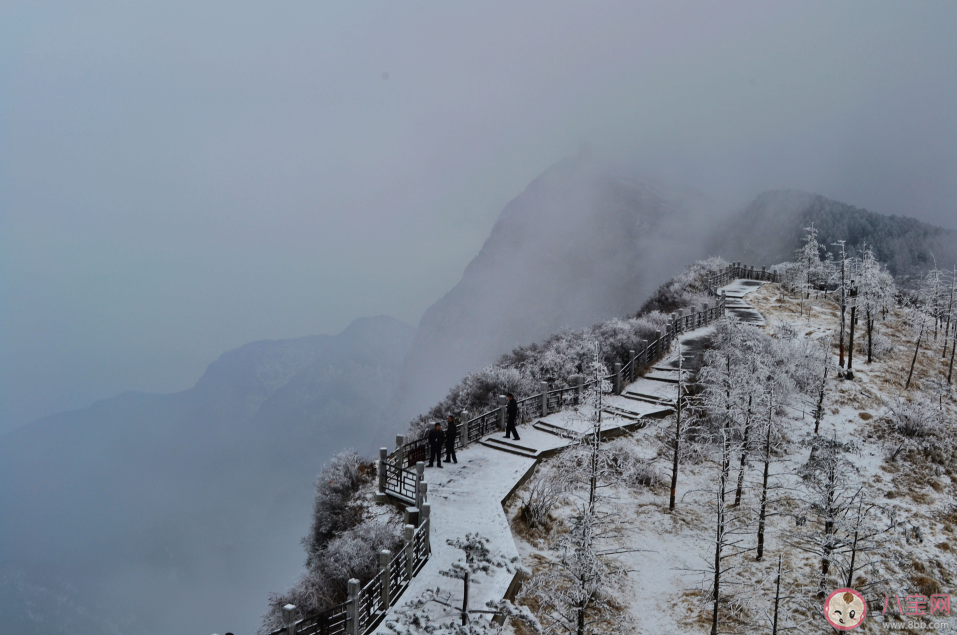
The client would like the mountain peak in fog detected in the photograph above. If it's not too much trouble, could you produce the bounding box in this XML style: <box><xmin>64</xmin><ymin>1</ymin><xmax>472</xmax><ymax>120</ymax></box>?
<box><xmin>389</xmin><ymin>155</ymin><xmax>716</xmax><ymax>424</ymax></box>
<box><xmin>710</xmin><ymin>189</ymin><xmax>957</xmax><ymax>277</ymax></box>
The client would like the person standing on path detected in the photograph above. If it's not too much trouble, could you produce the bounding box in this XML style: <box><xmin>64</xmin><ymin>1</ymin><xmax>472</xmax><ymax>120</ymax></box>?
<box><xmin>427</xmin><ymin>422</ymin><xmax>445</xmax><ymax>468</ymax></box>
<box><xmin>445</xmin><ymin>414</ymin><xmax>458</xmax><ymax>464</ymax></box>
<box><xmin>504</xmin><ymin>392</ymin><xmax>520</xmax><ymax>441</ymax></box>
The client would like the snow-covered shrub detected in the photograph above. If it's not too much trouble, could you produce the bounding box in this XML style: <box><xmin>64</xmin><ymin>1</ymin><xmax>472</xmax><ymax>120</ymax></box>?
<box><xmin>604</xmin><ymin>437</ymin><xmax>663</xmax><ymax>488</ymax></box>
<box><xmin>859</xmin><ymin>332</ymin><xmax>893</xmax><ymax>360</ymax></box>
<box><xmin>303</xmin><ymin>451</ymin><xmax>369</xmax><ymax>561</ymax></box>
<box><xmin>260</xmin><ymin>452</ymin><xmax>403</xmax><ymax>633</ymax></box>
<box><xmin>519</xmin><ymin>466</ymin><xmax>565</xmax><ymax>532</ymax></box>
<box><xmin>886</xmin><ymin>397</ymin><xmax>940</xmax><ymax>438</ymax></box>
<box><xmin>638</xmin><ymin>256</ymin><xmax>730</xmax><ymax>314</ymax></box>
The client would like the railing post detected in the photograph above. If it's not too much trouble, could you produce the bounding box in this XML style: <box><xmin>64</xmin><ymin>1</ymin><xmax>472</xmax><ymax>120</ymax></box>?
<box><xmin>380</xmin><ymin>549</ymin><xmax>392</xmax><ymax>610</ymax></box>
<box><xmin>282</xmin><ymin>604</ymin><xmax>298</xmax><ymax>635</ymax></box>
<box><xmin>414</xmin><ymin>462</ymin><xmax>425</xmax><ymax>507</ymax></box>
<box><xmin>498</xmin><ymin>395</ymin><xmax>507</xmax><ymax>431</ymax></box>
<box><xmin>347</xmin><ymin>579</ymin><xmax>360</xmax><ymax>635</ymax></box>
<box><xmin>395</xmin><ymin>435</ymin><xmax>405</xmax><ymax>470</ymax></box>
<box><xmin>628</xmin><ymin>350</ymin><xmax>636</xmax><ymax>381</ymax></box>
<box><xmin>575</xmin><ymin>375</ymin><xmax>584</xmax><ymax>403</ymax></box>
<box><xmin>703</xmin><ymin>303</ymin><xmax>709</xmax><ymax>326</ymax></box>
<box><xmin>461</xmin><ymin>411</ymin><xmax>469</xmax><ymax>446</ymax></box>
<box><xmin>540</xmin><ymin>382</ymin><xmax>548</xmax><ymax>415</ymax></box>
<box><xmin>421</xmin><ymin>502</ymin><xmax>431</xmax><ymax>554</ymax></box>
<box><xmin>721</xmin><ymin>290</ymin><xmax>727</xmax><ymax>316</ymax></box>
<box><xmin>376</xmin><ymin>447</ymin><xmax>388</xmax><ymax>504</ymax></box>
<box><xmin>405</xmin><ymin>524</ymin><xmax>416</xmax><ymax>578</ymax></box>
<box><xmin>614</xmin><ymin>362</ymin><xmax>622</xmax><ymax>395</ymax></box>
<box><xmin>416</xmin><ymin>480</ymin><xmax>428</xmax><ymax>513</ymax></box>
<box><xmin>405</xmin><ymin>506</ymin><xmax>420</xmax><ymax>528</ymax></box>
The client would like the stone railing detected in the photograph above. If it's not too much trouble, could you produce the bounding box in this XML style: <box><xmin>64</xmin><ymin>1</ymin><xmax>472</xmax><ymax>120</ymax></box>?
<box><xmin>269</xmin><ymin>486</ymin><xmax>431</xmax><ymax>635</ymax></box>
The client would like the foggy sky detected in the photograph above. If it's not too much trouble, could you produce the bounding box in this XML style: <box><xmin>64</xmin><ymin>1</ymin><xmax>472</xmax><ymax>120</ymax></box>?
<box><xmin>2</xmin><ymin>1</ymin><xmax>956</xmax><ymax>434</ymax></box>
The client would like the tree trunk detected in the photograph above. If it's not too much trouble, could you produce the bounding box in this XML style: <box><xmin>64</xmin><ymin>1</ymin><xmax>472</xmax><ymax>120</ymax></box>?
<box><xmin>711</xmin><ymin>489</ymin><xmax>724</xmax><ymax>635</ymax></box>
<box><xmin>906</xmin><ymin>323</ymin><xmax>924</xmax><ymax>390</ymax></box>
<box><xmin>820</xmin><ymin>463</ymin><xmax>837</xmax><ymax>595</ymax></box>
<box><xmin>944</xmin><ymin>267</ymin><xmax>955</xmax><ymax>359</ymax></box>
<box><xmin>669</xmin><ymin>391</ymin><xmax>681</xmax><ymax>511</ymax></box>
<box><xmin>813</xmin><ymin>360</ymin><xmax>828</xmax><ymax>435</ymax></box>
<box><xmin>846</xmin><ymin>305</ymin><xmax>856</xmax><ymax>379</ymax></box>
<box><xmin>461</xmin><ymin>570</ymin><xmax>470</xmax><ymax>625</ymax></box>
<box><xmin>734</xmin><ymin>395</ymin><xmax>752</xmax><ymax>506</ymax></box>
<box><xmin>772</xmin><ymin>555</ymin><xmax>782</xmax><ymax>635</ymax></box>
<box><xmin>839</xmin><ymin>255</ymin><xmax>846</xmax><ymax>369</ymax></box>
<box><xmin>866</xmin><ymin>308</ymin><xmax>874</xmax><ymax>364</ymax></box>
<box><xmin>846</xmin><ymin>530</ymin><xmax>859</xmax><ymax>588</ymax></box>
<box><xmin>757</xmin><ymin>396</ymin><xmax>773</xmax><ymax>561</ymax></box>
<box><xmin>947</xmin><ymin>327</ymin><xmax>957</xmax><ymax>384</ymax></box>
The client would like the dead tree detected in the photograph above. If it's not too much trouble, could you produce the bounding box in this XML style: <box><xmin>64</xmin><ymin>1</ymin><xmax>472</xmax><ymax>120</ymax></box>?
<box><xmin>756</xmin><ymin>385</ymin><xmax>779</xmax><ymax>561</ymax></box>
<box><xmin>905</xmin><ymin>310</ymin><xmax>926</xmax><ymax>391</ymax></box>
<box><xmin>833</xmin><ymin>240</ymin><xmax>848</xmax><ymax>370</ymax></box>
<box><xmin>846</xmin><ymin>282</ymin><xmax>858</xmax><ymax>380</ymax></box>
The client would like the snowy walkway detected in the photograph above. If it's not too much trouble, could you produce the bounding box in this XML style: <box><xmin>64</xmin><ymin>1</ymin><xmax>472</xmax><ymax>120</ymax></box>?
<box><xmin>374</xmin><ymin>280</ymin><xmax>766</xmax><ymax>632</ymax></box>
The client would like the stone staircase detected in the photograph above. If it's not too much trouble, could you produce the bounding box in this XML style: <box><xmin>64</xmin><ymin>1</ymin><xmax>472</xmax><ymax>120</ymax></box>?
<box><xmin>475</xmin><ymin>278</ymin><xmax>767</xmax><ymax>460</ymax></box>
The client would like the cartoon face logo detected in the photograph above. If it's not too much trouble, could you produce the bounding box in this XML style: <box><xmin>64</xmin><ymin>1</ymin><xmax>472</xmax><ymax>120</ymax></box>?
<box><xmin>825</xmin><ymin>588</ymin><xmax>867</xmax><ymax>630</ymax></box>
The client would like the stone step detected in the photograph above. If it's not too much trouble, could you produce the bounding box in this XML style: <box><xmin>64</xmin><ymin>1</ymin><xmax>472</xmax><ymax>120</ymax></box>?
<box><xmin>533</xmin><ymin>420</ymin><xmax>578</xmax><ymax>438</ymax></box>
<box><xmin>601</xmin><ymin>405</ymin><xmax>645</xmax><ymax>422</ymax></box>
<box><xmin>643</xmin><ymin>370</ymin><xmax>680</xmax><ymax>384</ymax></box>
<box><xmin>480</xmin><ymin>436</ymin><xmax>539</xmax><ymax>458</ymax></box>
<box><xmin>621</xmin><ymin>391</ymin><xmax>674</xmax><ymax>408</ymax></box>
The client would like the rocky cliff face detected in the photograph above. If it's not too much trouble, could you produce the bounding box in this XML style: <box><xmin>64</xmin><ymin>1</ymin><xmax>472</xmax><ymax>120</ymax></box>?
<box><xmin>0</xmin><ymin>315</ymin><xmax>414</xmax><ymax>635</ymax></box>
<box><xmin>389</xmin><ymin>156</ymin><xmax>716</xmax><ymax>425</ymax></box>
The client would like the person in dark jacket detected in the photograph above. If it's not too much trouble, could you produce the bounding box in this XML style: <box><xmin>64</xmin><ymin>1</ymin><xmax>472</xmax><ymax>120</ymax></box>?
<box><xmin>504</xmin><ymin>392</ymin><xmax>520</xmax><ymax>440</ymax></box>
<box><xmin>427</xmin><ymin>422</ymin><xmax>445</xmax><ymax>468</ymax></box>
<box><xmin>445</xmin><ymin>414</ymin><xmax>458</xmax><ymax>464</ymax></box>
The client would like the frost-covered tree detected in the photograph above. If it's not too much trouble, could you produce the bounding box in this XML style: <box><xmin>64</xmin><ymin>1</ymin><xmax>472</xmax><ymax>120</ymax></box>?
<box><xmin>833</xmin><ymin>240</ymin><xmax>851</xmax><ymax>370</ymax></box>
<box><xmin>789</xmin><ymin>436</ymin><xmax>865</xmax><ymax>596</ymax></box>
<box><xmin>796</xmin><ymin>224</ymin><xmax>826</xmax><ymax>319</ymax></box>
<box><xmin>519</xmin><ymin>503</ymin><xmax>633</xmax><ymax>635</ymax></box>
<box><xmin>942</xmin><ymin>266</ymin><xmax>955</xmax><ymax>360</ymax></box>
<box><xmin>856</xmin><ymin>247</ymin><xmax>895</xmax><ymax>364</ymax></box>
<box><xmin>904</xmin><ymin>296</ymin><xmax>930</xmax><ymax>391</ymax></box>
<box><xmin>520</xmin><ymin>427</ymin><xmax>636</xmax><ymax>635</ymax></box>
<box><xmin>384</xmin><ymin>533</ymin><xmax>538</xmax><ymax>634</ymax></box>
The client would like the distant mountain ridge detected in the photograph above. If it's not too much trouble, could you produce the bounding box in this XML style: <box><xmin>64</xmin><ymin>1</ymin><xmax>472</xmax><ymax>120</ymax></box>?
<box><xmin>0</xmin><ymin>315</ymin><xmax>414</xmax><ymax>635</ymax></box>
<box><xmin>709</xmin><ymin>189</ymin><xmax>957</xmax><ymax>279</ymax></box>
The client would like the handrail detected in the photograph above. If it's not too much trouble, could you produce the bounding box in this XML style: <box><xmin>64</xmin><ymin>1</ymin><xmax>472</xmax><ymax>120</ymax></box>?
<box><xmin>269</xmin><ymin>509</ymin><xmax>432</xmax><ymax>635</ymax></box>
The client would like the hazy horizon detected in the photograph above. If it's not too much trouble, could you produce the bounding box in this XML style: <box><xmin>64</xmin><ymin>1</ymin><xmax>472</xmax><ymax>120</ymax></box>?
<box><xmin>4</xmin><ymin>1</ymin><xmax>957</xmax><ymax>435</ymax></box>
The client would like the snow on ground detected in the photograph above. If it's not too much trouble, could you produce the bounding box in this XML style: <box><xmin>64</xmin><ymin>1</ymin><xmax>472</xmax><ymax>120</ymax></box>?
<box><xmin>380</xmin><ymin>280</ymin><xmax>957</xmax><ymax>634</ymax></box>
<box><xmin>504</xmin><ymin>282</ymin><xmax>957</xmax><ymax>634</ymax></box>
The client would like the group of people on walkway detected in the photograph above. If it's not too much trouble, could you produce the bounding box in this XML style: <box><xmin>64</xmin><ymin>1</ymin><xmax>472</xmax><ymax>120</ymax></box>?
<box><xmin>426</xmin><ymin>393</ymin><xmax>520</xmax><ymax>467</ymax></box>
<box><xmin>426</xmin><ymin>414</ymin><xmax>458</xmax><ymax>468</ymax></box>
